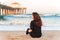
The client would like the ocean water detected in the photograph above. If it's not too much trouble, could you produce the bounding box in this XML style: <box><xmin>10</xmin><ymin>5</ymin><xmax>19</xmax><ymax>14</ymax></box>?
<box><xmin>0</xmin><ymin>14</ymin><xmax>60</xmax><ymax>31</ymax></box>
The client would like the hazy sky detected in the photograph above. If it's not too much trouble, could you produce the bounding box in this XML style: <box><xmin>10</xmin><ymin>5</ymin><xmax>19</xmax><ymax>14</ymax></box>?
<box><xmin>0</xmin><ymin>0</ymin><xmax>60</xmax><ymax>14</ymax></box>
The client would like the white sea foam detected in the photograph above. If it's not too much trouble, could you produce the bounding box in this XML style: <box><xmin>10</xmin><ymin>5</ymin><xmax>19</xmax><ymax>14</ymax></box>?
<box><xmin>0</xmin><ymin>14</ymin><xmax>60</xmax><ymax>30</ymax></box>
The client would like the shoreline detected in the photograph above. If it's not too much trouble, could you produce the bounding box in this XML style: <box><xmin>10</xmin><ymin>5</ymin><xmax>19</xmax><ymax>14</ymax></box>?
<box><xmin>0</xmin><ymin>25</ymin><xmax>60</xmax><ymax>31</ymax></box>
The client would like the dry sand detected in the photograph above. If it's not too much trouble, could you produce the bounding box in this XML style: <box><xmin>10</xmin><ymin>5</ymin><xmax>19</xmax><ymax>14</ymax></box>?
<box><xmin>0</xmin><ymin>30</ymin><xmax>60</xmax><ymax>40</ymax></box>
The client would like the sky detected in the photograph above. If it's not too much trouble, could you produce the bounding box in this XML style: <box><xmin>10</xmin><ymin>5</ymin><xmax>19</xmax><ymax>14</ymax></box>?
<box><xmin>0</xmin><ymin>0</ymin><xmax>60</xmax><ymax>14</ymax></box>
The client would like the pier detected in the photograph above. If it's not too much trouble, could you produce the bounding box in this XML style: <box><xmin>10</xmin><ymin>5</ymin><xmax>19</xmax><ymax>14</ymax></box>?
<box><xmin>0</xmin><ymin>2</ymin><xmax>26</xmax><ymax>15</ymax></box>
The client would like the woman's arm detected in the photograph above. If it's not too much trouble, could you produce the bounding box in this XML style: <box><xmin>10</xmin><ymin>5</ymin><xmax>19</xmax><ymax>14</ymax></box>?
<box><xmin>30</xmin><ymin>21</ymin><xmax>34</xmax><ymax>30</ymax></box>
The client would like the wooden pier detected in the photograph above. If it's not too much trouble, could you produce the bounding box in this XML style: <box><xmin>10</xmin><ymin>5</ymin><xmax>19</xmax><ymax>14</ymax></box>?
<box><xmin>0</xmin><ymin>2</ymin><xmax>26</xmax><ymax>15</ymax></box>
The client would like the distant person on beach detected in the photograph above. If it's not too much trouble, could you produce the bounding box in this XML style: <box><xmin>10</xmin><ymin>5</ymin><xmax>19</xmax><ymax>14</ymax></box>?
<box><xmin>26</xmin><ymin>12</ymin><xmax>42</xmax><ymax>38</ymax></box>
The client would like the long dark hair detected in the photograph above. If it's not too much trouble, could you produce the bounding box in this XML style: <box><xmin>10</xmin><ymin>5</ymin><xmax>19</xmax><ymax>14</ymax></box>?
<box><xmin>32</xmin><ymin>12</ymin><xmax>42</xmax><ymax>27</ymax></box>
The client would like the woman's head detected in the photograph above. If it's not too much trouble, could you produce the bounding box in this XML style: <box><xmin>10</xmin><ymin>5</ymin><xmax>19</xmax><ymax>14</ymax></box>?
<box><xmin>32</xmin><ymin>12</ymin><xmax>42</xmax><ymax>27</ymax></box>
<box><xmin>32</xmin><ymin>12</ymin><xmax>40</xmax><ymax>21</ymax></box>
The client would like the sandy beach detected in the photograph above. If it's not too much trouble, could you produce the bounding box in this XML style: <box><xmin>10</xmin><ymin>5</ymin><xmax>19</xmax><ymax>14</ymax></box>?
<box><xmin>0</xmin><ymin>30</ymin><xmax>59</xmax><ymax>40</ymax></box>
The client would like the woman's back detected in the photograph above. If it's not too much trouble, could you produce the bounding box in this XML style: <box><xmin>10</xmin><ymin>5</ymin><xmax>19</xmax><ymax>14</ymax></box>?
<box><xmin>30</xmin><ymin>20</ymin><xmax>42</xmax><ymax>38</ymax></box>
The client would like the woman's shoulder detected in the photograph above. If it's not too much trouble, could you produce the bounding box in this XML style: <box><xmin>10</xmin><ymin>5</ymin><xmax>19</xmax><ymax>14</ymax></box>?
<box><xmin>31</xmin><ymin>20</ymin><xmax>36</xmax><ymax>24</ymax></box>
<box><xmin>31</xmin><ymin>20</ymin><xmax>35</xmax><ymax>22</ymax></box>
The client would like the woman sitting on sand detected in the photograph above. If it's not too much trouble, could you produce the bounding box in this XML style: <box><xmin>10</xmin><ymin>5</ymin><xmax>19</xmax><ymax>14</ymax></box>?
<box><xmin>26</xmin><ymin>12</ymin><xmax>42</xmax><ymax>38</ymax></box>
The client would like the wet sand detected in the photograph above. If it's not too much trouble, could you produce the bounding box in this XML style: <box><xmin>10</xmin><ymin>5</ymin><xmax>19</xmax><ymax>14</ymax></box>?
<box><xmin>0</xmin><ymin>30</ymin><xmax>60</xmax><ymax>40</ymax></box>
